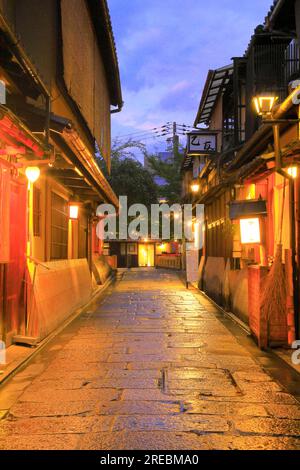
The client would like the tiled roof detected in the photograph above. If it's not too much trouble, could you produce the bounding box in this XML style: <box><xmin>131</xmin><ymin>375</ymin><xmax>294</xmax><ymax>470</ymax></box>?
<box><xmin>264</xmin><ymin>0</ymin><xmax>291</xmax><ymax>28</ymax></box>
<box><xmin>266</xmin><ymin>0</ymin><xmax>281</xmax><ymax>19</ymax></box>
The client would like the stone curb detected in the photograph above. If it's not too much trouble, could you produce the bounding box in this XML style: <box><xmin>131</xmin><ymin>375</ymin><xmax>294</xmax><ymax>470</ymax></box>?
<box><xmin>0</xmin><ymin>273</ymin><xmax>115</xmax><ymax>389</ymax></box>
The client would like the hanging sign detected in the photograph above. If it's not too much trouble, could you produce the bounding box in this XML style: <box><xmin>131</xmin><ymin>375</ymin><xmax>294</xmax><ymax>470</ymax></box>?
<box><xmin>187</xmin><ymin>131</ymin><xmax>217</xmax><ymax>156</ymax></box>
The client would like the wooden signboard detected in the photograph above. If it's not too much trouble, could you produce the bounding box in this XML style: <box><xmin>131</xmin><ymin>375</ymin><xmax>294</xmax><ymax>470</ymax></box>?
<box><xmin>187</xmin><ymin>131</ymin><xmax>217</xmax><ymax>156</ymax></box>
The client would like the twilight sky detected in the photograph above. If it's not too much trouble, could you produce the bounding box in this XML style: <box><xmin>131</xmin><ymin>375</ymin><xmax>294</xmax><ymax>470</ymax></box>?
<box><xmin>109</xmin><ymin>0</ymin><xmax>272</xmax><ymax>150</ymax></box>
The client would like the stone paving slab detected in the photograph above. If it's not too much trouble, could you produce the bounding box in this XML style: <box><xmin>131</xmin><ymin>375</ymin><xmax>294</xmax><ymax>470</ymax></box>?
<box><xmin>0</xmin><ymin>269</ymin><xmax>299</xmax><ymax>450</ymax></box>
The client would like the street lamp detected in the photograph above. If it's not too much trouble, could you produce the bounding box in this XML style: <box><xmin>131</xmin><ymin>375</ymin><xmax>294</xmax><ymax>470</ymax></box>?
<box><xmin>25</xmin><ymin>166</ymin><xmax>40</xmax><ymax>184</ymax></box>
<box><xmin>253</xmin><ymin>94</ymin><xmax>300</xmax><ymax>180</ymax></box>
<box><xmin>253</xmin><ymin>95</ymin><xmax>278</xmax><ymax>117</ymax></box>
<box><xmin>191</xmin><ymin>179</ymin><xmax>200</xmax><ymax>194</ymax></box>
<box><xmin>287</xmin><ymin>166</ymin><xmax>298</xmax><ymax>179</ymax></box>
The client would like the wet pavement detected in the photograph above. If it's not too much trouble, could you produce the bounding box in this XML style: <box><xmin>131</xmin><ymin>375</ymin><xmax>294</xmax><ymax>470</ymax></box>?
<box><xmin>0</xmin><ymin>269</ymin><xmax>300</xmax><ymax>450</ymax></box>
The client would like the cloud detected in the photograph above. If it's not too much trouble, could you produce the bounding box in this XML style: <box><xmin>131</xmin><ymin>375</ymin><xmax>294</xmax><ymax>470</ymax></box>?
<box><xmin>109</xmin><ymin>0</ymin><xmax>272</xmax><ymax>142</ymax></box>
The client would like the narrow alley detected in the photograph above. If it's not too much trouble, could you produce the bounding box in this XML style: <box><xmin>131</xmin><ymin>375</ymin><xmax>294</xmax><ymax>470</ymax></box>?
<box><xmin>0</xmin><ymin>270</ymin><xmax>299</xmax><ymax>451</ymax></box>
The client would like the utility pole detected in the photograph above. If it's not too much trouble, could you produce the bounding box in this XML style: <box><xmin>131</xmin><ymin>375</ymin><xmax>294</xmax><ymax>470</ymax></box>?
<box><xmin>173</xmin><ymin>122</ymin><xmax>179</xmax><ymax>157</ymax></box>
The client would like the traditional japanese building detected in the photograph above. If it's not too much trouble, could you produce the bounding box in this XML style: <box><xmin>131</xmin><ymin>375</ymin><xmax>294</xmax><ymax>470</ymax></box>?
<box><xmin>182</xmin><ymin>1</ymin><xmax>300</xmax><ymax>348</ymax></box>
<box><xmin>0</xmin><ymin>0</ymin><xmax>122</xmax><ymax>346</ymax></box>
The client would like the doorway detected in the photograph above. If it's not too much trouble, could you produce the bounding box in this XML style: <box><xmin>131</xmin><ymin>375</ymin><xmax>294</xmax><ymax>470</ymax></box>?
<box><xmin>1</xmin><ymin>179</ymin><xmax>27</xmax><ymax>345</ymax></box>
<box><xmin>138</xmin><ymin>244</ymin><xmax>155</xmax><ymax>267</ymax></box>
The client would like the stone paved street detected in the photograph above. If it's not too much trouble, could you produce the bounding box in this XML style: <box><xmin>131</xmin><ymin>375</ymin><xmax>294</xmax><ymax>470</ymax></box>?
<box><xmin>0</xmin><ymin>269</ymin><xmax>300</xmax><ymax>450</ymax></box>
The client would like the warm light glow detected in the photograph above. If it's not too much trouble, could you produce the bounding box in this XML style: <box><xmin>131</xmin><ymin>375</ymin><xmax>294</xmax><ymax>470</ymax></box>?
<box><xmin>253</xmin><ymin>96</ymin><xmax>277</xmax><ymax>116</ymax></box>
<box><xmin>240</xmin><ymin>218</ymin><xmax>261</xmax><ymax>244</ymax></box>
<box><xmin>69</xmin><ymin>204</ymin><xmax>79</xmax><ymax>220</ymax></box>
<box><xmin>25</xmin><ymin>166</ymin><xmax>40</xmax><ymax>184</ymax></box>
<box><xmin>191</xmin><ymin>181</ymin><xmax>200</xmax><ymax>193</ymax></box>
<box><xmin>75</xmin><ymin>167</ymin><xmax>83</xmax><ymax>177</ymax></box>
<box><xmin>287</xmin><ymin>166</ymin><xmax>298</xmax><ymax>179</ymax></box>
<box><xmin>246</xmin><ymin>184</ymin><xmax>256</xmax><ymax>200</ymax></box>
<box><xmin>139</xmin><ymin>244</ymin><xmax>154</xmax><ymax>267</ymax></box>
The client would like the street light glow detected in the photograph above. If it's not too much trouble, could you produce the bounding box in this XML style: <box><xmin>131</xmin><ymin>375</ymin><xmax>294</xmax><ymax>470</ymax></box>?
<box><xmin>287</xmin><ymin>166</ymin><xmax>298</xmax><ymax>179</ymax></box>
<box><xmin>69</xmin><ymin>204</ymin><xmax>79</xmax><ymax>220</ymax></box>
<box><xmin>25</xmin><ymin>166</ymin><xmax>40</xmax><ymax>184</ymax></box>
<box><xmin>191</xmin><ymin>180</ymin><xmax>200</xmax><ymax>193</ymax></box>
<box><xmin>253</xmin><ymin>96</ymin><xmax>277</xmax><ymax>116</ymax></box>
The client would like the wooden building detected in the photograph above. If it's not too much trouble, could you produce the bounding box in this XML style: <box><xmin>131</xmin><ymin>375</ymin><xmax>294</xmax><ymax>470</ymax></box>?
<box><xmin>182</xmin><ymin>2</ymin><xmax>300</xmax><ymax>348</ymax></box>
<box><xmin>0</xmin><ymin>0</ymin><xmax>122</xmax><ymax>346</ymax></box>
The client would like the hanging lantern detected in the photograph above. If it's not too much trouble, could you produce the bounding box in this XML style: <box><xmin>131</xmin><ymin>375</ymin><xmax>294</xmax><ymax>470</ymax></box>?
<box><xmin>190</xmin><ymin>179</ymin><xmax>200</xmax><ymax>193</ymax></box>
<box><xmin>69</xmin><ymin>203</ymin><xmax>80</xmax><ymax>220</ymax></box>
<box><xmin>287</xmin><ymin>166</ymin><xmax>298</xmax><ymax>179</ymax></box>
<box><xmin>25</xmin><ymin>166</ymin><xmax>40</xmax><ymax>184</ymax></box>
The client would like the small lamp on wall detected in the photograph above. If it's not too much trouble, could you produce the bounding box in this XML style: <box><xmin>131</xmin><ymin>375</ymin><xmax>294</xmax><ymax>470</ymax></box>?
<box><xmin>190</xmin><ymin>179</ymin><xmax>200</xmax><ymax>194</ymax></box>
<box><xmin>25</xmin><ymin>166</ymin><xmax>40</xmax><ymax>184</ymax></box>
<box><xmin>69</xmin><ymin>202</ymin><xmax>80</xmax><ymax>220</ymax></box>
<box><xmin>287</xmin><ymin>165</ymin><xmax>298</xmax><ymax>179</ymax></box>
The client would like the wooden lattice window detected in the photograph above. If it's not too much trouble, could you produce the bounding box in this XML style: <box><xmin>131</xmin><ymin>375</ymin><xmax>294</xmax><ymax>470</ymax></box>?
<box><xmin>33</xmin><ymin>187</ymin><xmax>42</xmax><ymax>237</ymax></box>
<box><xmin>51</xmin><ymin>192</ymin><xmax>68</xmax><ymax>260</ymax></box>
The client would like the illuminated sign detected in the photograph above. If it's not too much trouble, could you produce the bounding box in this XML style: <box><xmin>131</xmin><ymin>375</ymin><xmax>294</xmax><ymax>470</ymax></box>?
<box><xmin>240</xmin><ymin>218</ymin><xmax>261</xmax><ymax>244</ymax></box>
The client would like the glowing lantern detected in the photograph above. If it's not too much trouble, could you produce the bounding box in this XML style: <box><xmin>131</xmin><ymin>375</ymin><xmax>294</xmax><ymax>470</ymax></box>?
<box><xmin>287</xmin><ymin>166</ymin><xmax>298</xmax><ymax>179</ymax></box>
<box><xmin>253</xmin><ymin>96</ymin><xmax>277</xmax><ymax>116</ymax></box>
<box><xmin>69</xmin><ymin>204</ymin><xmax>79</xmax><ymax>220</ymax></box>
<box><xmin>191</xmin><ymin>180</ymin><xmax>200</xmax><ymax>193</ymax></box>
<box><xmin>25</xmin><ymin>166</ymin><xmax>40</xmax><ymax>184</ymax></box>
<box><xmin>240</xmin><ymin>218</ymin><xmax>261</xmax><ymax>244</ymax></box>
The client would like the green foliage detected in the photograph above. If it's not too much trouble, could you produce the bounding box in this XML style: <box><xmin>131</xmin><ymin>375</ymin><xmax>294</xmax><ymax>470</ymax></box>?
<box><xmin>99</xmin><ymin>139</ymin><xmax>158</xmax><ymax>209</ymax></box>
<box><xmin>146</xmin><ymin>145</ymin><xmax>184</xmax><ymax>204</ymax></box>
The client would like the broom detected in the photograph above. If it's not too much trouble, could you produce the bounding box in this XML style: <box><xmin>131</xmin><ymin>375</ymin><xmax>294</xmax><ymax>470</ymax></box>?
<box><xmin>260</xmin><ymin>178</ymin><xmax>287</xmax><ymax>348</ymax></box>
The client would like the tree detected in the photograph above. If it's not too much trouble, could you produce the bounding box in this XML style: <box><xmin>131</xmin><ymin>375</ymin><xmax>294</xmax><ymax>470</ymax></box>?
<box><xmin>99</xmin><ymin>139</ymin><xmax>158</xmax><ymax>209</ymax></box>
<box><xmin>146</xmin><ymin>145</ymin><xmax>184</xmax><ymax>205</ymax></box>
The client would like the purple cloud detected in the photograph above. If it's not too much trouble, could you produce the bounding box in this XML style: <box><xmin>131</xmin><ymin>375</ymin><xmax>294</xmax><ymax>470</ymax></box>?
<box><xmin>108</xmin><ymin>0</ymin><xmax>273</xmax><ymax>149</ymax></box>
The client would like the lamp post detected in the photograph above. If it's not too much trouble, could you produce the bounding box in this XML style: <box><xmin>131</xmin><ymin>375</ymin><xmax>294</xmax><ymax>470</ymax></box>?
<box><xmin>253</xmin><ymin>94</ymin><xmax>299</xmax><ymax>339</ymax></box>
<box><xmin>253</xmin><ymin>94</ymin><xmax>299</xmax><ymax>179</ymax></box>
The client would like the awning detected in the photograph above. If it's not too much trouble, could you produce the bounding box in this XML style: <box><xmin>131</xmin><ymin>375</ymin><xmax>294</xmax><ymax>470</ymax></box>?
<box><xmin>0</xmin><ymin>105</ymin><xmax>45</xmax><ymax>157</ymax></box>
<box><xmin>47</xmin><ymin>167</ymin><xmax>101</xmax><ymax>202</ymax></box>
<box><xmin>49</xmin><ymin>125</ymin><xmax>118</xmax><ymax>207</ymax></box>
<box><xmin>229</xmin><ymin>200</ymin><xmax>267</xmax><ymax>220</ymax></box>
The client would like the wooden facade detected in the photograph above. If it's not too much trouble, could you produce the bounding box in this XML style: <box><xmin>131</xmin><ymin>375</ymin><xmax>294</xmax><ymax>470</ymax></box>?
<box><xmin>182</xmin><ymin>5</ymin><xmax>300</xmax><ymax>344</ymax></box>
<box><xmin>0</xmin><ymin>0</ymin><xmax>122</xmax><ymax>345</ymax></box>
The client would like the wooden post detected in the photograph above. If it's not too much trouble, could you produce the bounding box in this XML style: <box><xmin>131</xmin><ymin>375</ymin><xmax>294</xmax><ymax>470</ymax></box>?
<box><xmin>285</xmin><ymin>249</ymin><xmax>296</xmax><ymax>346</ymax></box>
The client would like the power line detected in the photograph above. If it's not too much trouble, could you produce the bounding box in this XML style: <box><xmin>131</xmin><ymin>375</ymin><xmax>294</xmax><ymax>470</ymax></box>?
<box><xmin>115</xmin><ymin>122</ymin><xmax>198</xmax><ymax>144</ymax></box>
<box><xmin>115</xmin><ymin>124</ymin><xmax>172</xmax><ymax>140</ymax></box>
